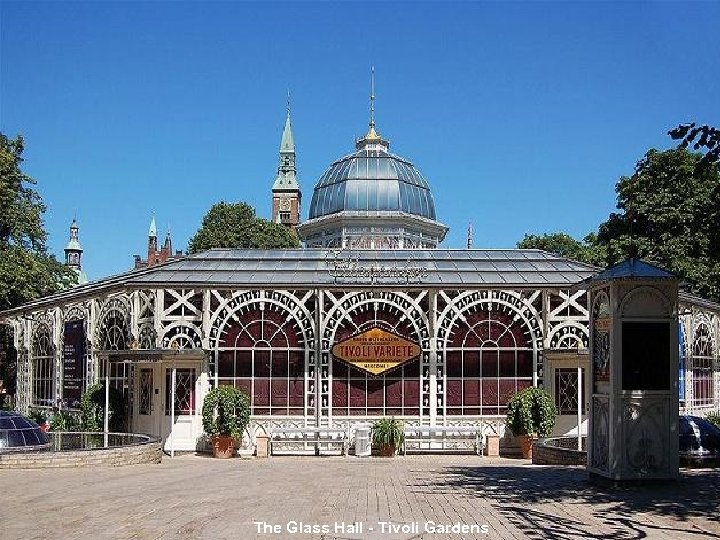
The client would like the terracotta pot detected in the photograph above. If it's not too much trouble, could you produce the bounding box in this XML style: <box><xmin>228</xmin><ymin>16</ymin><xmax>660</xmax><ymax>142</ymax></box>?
<box><xmin>211</xmin><ymin>435</ymin><xmax>235</xmax><ymax>459</ymax></box>
<box><xmin>519</xmin><ymin>436</ymin><xmax>536</xmax><ymax>459</ymax></box>
<box><xmin>377</xmin><ymin>444</ymin><xmax>397</xmax><ymax>457</ymax></box>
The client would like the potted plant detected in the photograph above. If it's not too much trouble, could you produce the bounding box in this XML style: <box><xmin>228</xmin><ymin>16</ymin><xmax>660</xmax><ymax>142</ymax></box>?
<box><xmin>202</xmin><ymin>385</ymin><xmax>250</xmax><ymax>458</ymax></box>
<box><xmin>371</xmin><ymin>417</ymin><xmax>405</xmax><ymax>457</ymax></box>
<box><xmin>506</xmin><ymin>386</ymin><xmax>556</xmax><ymax>459</ymax></box>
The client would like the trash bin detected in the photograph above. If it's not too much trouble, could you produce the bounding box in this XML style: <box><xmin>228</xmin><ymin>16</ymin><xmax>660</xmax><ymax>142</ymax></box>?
<box><xmin>355</xmin><ymin>426</ymin><xmax>371</xmax><ymax>457</ymax></box>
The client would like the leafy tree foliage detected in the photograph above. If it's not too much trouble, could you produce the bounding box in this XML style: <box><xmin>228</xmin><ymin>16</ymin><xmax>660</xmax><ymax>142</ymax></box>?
<box><xmin>518</xmin><ymin>148</ymin><xmax>720</xmax><ymax>303</ymax></box>
<box><xmin>593</xmin><ymin>148</ymin><xmax>720</xmax><ymax>302</ymax></box>
<box><xmin>517</xmin><ymin>232</ymin><xmax>599</xmax><ymax>265</ymax></box>
<box><xmin>0</xmin><ymin>133</ymin><xmax>77</xmax><ymax>311</ymax></box>
<box><xmin>669</xmin><ymin>123</ymin><xmax>720</xmax><ymax>170</ymax></box>
<box><xmin>1</xmin><ymin>133</ymin><xmax>77</xmax><ymax>405</ymax></box>
<box><xmin>188</xmin><ymin>202</ymin><xmax>299</xmax><ymax>253</ymax></box>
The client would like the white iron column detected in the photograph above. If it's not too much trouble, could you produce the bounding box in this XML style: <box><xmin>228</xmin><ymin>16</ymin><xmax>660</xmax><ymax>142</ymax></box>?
<box><xmin>104</xmin><ymin>357</ymin><xmax>109</xmax><ymax>448</ymax></box>
<box><xmin>577</xmin><ymin>365</ymin><xmax>582</xmax><ymax>450</ymax></box>
<box><xmin>428</xmin><ymin>290</ymin><xmax>438</xmax><ymax>427</ymax></box>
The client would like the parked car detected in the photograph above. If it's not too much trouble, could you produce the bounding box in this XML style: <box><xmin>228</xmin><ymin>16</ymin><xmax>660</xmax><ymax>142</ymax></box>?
<box><xmin>679</xmin><ymin>415</ymin><xmax>720</xmax><ymax>466</ymax></box>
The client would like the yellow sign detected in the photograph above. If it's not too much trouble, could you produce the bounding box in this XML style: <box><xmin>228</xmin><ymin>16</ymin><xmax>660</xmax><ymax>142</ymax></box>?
<box><xmin>331</xmin><ymin>328</ymin><xmax>421</xmax><ymax>375</ymax></box>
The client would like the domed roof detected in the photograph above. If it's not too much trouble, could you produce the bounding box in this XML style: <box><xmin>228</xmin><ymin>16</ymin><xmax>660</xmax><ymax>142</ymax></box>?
<box><xmin>0</xmin><ymin>410</ymin><xmax>50</xmax><ymax>451</ymax></box>
<box><xmin>308</xmin><ymin>137</ymin><xmax>438</xmax><ymax>221</ymax></box>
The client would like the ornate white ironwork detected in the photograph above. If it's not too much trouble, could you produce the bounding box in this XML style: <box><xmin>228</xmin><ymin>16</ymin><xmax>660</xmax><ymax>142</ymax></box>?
<box><xmin>162</xmin><ymin>323</ymin><xmax>202</xmax><ymax>350</ymax></box>
<box><xmin>555</xmin><ymin>367</ymin><xmax>582</xmax><ymax>415</ymax></box>
<box><xmin>96</xmin><ymin>297</ymin><xmax>131</xmax><ymax>351</ymax></box>
<box><xmin>4</xmin><ymin>272</ymin><xmax>720</xmax><ymax>443</ymax></box>
<box><xmin>31</xmin><ymin>316</ymin><xmax>55</xmax><ymax>407</ymax></box>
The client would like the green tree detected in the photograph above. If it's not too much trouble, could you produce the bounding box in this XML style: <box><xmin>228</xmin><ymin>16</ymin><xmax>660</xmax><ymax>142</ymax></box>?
<box><xmin>0</xmin><ymin>133</ymin><xmax>76</xmax><ymax>309</ymax></box>
<box><xmin>594</xmin><ymin>148</ymin><xmax>720</xmax><ymax>302</ymax></box>
<box><xmin>0</xmin><ymin>132</ymin><xmax>76</xmax><ymax>405</ymax></box>
<box><xmin>188</xmin><ymin>202</ymin><xmax>299</xmax><ymax>253</ymax></box>
<box><xmin>516</xmin><ymin>232</ymin><xmax>599</xmax><ymax>265</ymax></box>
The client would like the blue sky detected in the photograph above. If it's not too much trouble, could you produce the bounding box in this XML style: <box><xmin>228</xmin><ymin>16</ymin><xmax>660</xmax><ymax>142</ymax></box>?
<box><xmin>2</xmin><ymin>2</ymin><xmax>719</xmax><ymax>280</ymax></box>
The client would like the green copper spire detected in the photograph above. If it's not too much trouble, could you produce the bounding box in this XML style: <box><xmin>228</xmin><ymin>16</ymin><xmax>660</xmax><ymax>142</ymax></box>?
<box><xmin>148</xmin><ymin>216</ymin><xmax>157</xmax><ymax>238</ymax></box>
<box><xmin>279</xmin><ymin>110</ymin><xmax>295</xmax><ymax>153</ymax></box>
<box><xmin>272</xmin><ymin>102</ymin><xmax>300</xmax><ymax>191</ymax></box>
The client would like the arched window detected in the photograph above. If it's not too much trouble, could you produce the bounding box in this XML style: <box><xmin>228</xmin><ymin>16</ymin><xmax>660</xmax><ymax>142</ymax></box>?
<box><xmin>691</xmin><ymin>323</ymin><xmax>714</xmax><ymax>408</ymax></box>
<box><xmin>445</xmin><ymin>305</ymin><xmax>534</xmax><ymax>416</ymax></box>
<box><xmin>330</xmin><ymin>303</ymin><xmax>422</xmax><ymax>417</ymax></box>
<box><xmin>215</xmin><ymin>304</ymin><xmax>305</xmax><ymax>416</ymax></box>
<box><xmin>98</xmin><ymin>309</ymin><xmax>129</xmax><ymax>351</ymax></box>
<box><xmin>97</xmin><ymin>303</ymin><xmax>131</xmax><ymax>403</ymax></box>
<box><xmin>31</xmin><ymin>325</ymin><xmax>54</xmax><ymax>407</ymax></box>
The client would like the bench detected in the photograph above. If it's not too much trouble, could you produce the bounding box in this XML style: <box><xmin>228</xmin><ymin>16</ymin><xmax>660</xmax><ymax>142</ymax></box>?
<box><xmin>402</xmin><ymin>425</ymin><xmax>484</xmax><ymax>455</ymax></box>
<box><xmin>268</xmin><ymin>427</ymin><xmax>350</xmax><ymax>456</ymax></box>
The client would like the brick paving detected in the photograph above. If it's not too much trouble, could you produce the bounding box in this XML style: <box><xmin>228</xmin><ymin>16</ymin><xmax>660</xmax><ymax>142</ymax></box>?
<box><xmin>0</xmin><ymin>454</ymin><xmax>718</xmax><ymax>540</ymax></box>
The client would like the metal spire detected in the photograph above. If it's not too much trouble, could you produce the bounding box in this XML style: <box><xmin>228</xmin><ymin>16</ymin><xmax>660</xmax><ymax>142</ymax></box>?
<box><xmin>360</xmin><ymin>66</ymin><xmax>382</xmax><ymax>143</ymax></box>
<box><xmin>273</xmin><ymin>97</ymin><xmax>299</xmax><ymax>191</ymax></box>
<box><xmin>370</xmin><ymin>66</ymin><xmax>375</xmax><ymax>129</ymax></box>
<box><xmin>467</xmin><ymin>222</ymin><xmax>474</xmax><ymax>249</ymax></box>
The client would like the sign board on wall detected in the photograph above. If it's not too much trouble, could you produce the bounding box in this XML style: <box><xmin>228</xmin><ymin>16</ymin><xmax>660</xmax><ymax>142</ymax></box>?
<box><xmin>331</xmin><ymin>328</ymin><xmax>421</xmax><ymax>375</ymax></box>
<box><xmin>62</xmin><ymin>320</ymin><xmax>86</xmax><ymax>407</ymax></box>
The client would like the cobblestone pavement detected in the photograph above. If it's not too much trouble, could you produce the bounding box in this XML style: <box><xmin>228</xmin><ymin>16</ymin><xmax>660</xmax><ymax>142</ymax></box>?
<box><xmin>1</xmin><ymin>455</ymin><xmax>718</xmax><ymax>540</ymax></box>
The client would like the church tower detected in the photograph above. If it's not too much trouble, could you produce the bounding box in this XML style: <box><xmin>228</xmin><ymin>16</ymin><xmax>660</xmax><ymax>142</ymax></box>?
<box><xmin>134</xmin><ymin>216</ymin><xmax>177</xmax><ymax>269</ymax></box>
<box><xmin>271</xmin><ymin>102</ymin><xmax>301</xmax><ymax>229</ymax></box>
<box><xmin>64</xmin><ymin>219</ymin><xmax>88</xmax><ymax>284</ymax></box>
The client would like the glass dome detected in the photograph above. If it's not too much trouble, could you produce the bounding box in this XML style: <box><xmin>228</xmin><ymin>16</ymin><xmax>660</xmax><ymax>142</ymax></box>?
<box><xmin>0</xmin><ymin>410</ymin><xmax>50</xmax><ymax>451</ymax></box>
<box><xmin>308</xmin><ymin>147</ymin><xmax>437</xmax><ymax>220</ymax></box>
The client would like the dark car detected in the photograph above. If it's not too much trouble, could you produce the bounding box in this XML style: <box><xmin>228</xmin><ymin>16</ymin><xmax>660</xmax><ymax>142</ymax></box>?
<box><xmin>679</xmin><ymin>415</ymin><xmax>720</xmax><ymax>466</ymax></box>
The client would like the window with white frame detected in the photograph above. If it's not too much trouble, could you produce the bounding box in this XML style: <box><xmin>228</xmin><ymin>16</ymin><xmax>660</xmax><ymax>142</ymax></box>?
<box><xmin>690</xmin><ymin>323</ymin><xmax>714</xmax><ymax>408</ymax></box>
<box><xmin>554</xmin><ymin>367</ymin><xmax>587</xmax><ymax>415</ymax></box>
<box><xmin>445</xmin><ymin>306</ymin><xmax>534</xmax><ymax>416</ymax></box>
<box><xmin>31</xmin><ymin>325</ymin><xmax>54</xmax><ymax>407</ymax></box>
<box><xmin>215</xmin><ymin>305</ymin><xmax>306</xmax><ymax>416</ymax></box>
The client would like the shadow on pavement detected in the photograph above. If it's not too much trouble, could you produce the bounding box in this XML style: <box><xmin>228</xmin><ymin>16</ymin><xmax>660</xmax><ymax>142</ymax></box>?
<box><xmin>417</xmin><ymin>465</ymin><xmax>720</xmax><ymax>539</ymax></box>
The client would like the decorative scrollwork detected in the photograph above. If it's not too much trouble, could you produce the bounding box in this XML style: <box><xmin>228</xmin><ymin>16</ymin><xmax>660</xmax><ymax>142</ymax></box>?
<box><xmin>624</xmin><ymin>401</ymin><xmax>666</xmax><ymax>474</ymax></box>
<box><xmin>549</xmin><ymin>323</ymin><xmax>589</xmax><ymax>350</ymax></box>
<box><xmin>138</xmin><ymin>324</ymin><xmax>157</xmax><ymax>350</ymax></box>
<box><xmin>162</xmin><ymin>324</ymin><xmax>202</xmax><ymax>350</ymax></box>
<box><xmin>63</xmin><ymin>304</ymin><xmax>88</xmax><ymax>323</ymax></box>
<box><xmin>591</xmin><ymin>397</ymin><xmax>609</xmax><ymax>471</ymax></box>
<box><xmin>96</xmin><ymin>297</ymin><xmax>131</xmax><ymax>351</ymax></box>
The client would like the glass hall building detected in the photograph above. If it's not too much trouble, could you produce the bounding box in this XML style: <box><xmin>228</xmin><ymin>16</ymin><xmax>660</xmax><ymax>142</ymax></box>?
<box><xmin>2</xmin><ymin>116</ymin><xmax>719</xmax><ymax>453</ymax></box>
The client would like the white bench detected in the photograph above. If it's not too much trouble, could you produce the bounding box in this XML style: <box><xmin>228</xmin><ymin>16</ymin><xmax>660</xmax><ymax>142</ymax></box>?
<box><xmin>402</xmin><ymin>425</ymin><xmax>483</xmax><ymax>455</ymax></box>
<box><xmin>269</xmin><ymin>427</ymin><xmax>350</xmax><ymax>456</ymax></box>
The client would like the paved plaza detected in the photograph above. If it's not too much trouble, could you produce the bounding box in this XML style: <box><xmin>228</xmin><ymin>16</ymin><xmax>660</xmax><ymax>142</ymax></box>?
<box><xmin>1</xmin><ymin>455</ymin><xmax>718</xmax><ymax>540</ymax></box>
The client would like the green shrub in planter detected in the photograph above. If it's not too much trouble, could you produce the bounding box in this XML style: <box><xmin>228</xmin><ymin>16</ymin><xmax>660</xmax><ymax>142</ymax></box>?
<box><xmin>49</xmin><ymin>410</ymin><xmax>81</xmax><ymax>431</ymax></box>
<box><xmin>371</xmin><ymin>417</ymin><xmax>404</xmax><ymax>453</ymax></box>
<box><xmin>202</xmin><ymin>385</ymin><xmax>251</xmax><ymax>439</ymax></box>
<box><xmin>705</xmin><ymin>411</ymin><xmax>720</xmax><ymax>429</ymax></box>
<box><xmin>81</xmin><ymin>383</ymin><xmax>126</xmax><ymax>432</ymax></box>
<box><xmin>506</xmin><ymin>386</ymin><xmax>557</xmax><ymax>438</ymax></box>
